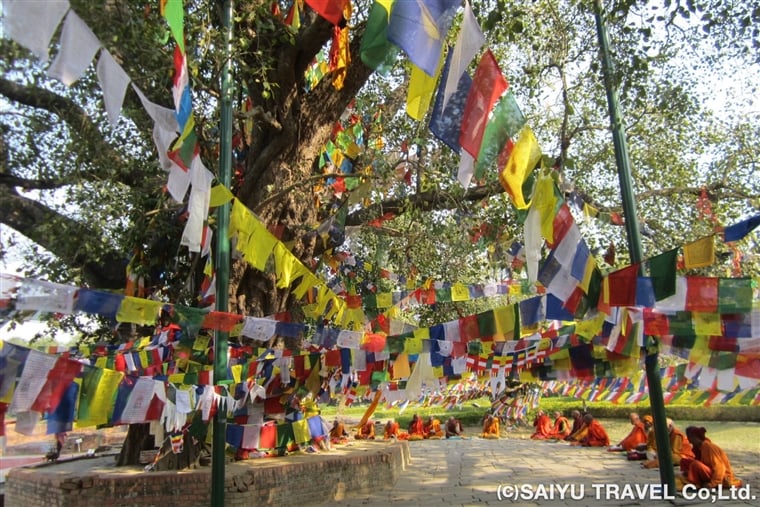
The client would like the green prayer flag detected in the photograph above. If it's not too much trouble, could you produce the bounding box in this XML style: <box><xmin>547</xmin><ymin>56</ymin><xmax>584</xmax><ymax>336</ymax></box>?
<box><xmin>475</xmin><ymin>90</ymin><xmax>526</xmax><ymax>179</ymax></box>
<box><xmin>360</xmin><ymin>0</ymin><xmax>398</xmax><ymax>72</ymax></box>
<box><xmin>648</xmin><ymin>248</ymin><xmax>678</xmax><ymax>300</ymax></box>
<box><xmin>718</xmin><ymin>277</ymin><xmax>753</xmax><ymax>313</ymax></box>
<box><xmin>163</xmin><ymin>0</ymin><xmax>185</xmax><ymax>53</ymax></box>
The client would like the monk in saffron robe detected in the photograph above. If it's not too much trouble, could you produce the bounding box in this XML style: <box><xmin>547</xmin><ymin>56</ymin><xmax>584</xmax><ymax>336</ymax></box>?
<box><xmin>445</xmin><ymin>417</ymin><xmax>464</xmax><ymax>438</ymax></box>
<box><xmin>570</xmin><ymin>414</ymin><xmax>609</xmax><ymax>447</ymax></box>
<box><xmin>355</xmin><ymin>419</ymin><xmax>375</xmax><ymax>440</ymax></box>
<box><xmin>550</xmin><ymin>411</ymin><xmax>571</xmax><ymax>439</ymax></box>
<box><xmin>329</xmin><ymin>419</ymin><xmax>348</xmax><ymax>444</ymax></box>
<box><xmin>608</xmin><ymin>413</ymin><xmax>647</xmax><ymax>452</ymax></box>
<box><xmin>481</xmin><ymin>412</ymin><xmax>500</xmax><ymax>439</ymax></box>
<box><xmin>680</xmin><ymin>426</ymin><xmax>742</xmax><ymax>489</ymax></box>
<box><xmin>643</xmin><ymin>418</ymin><xmax>694</xmax><ymax>469</ymax></box>
<box><xmin>424</xmin><ymin>416</ymin><xmax>444</xmax><ymax>439</ymax></box>
<box><xmin>384</xmin><ymin>420</ymin><xmax>401</xmax><ymax>439</ymax></box>
<box><xmin>408</xmin><ymin>414</ymin><xmax>426</xmax><ymax>441</ymax></box>
<box><xmin>530</xmin><ymin>410</ymin><xmax>554</xmax><ymax>439</ymax></box>
<box><xmin>564</xmin><ymin>410</ymin><xmax>584</xmax><ymax>441</ymax></box>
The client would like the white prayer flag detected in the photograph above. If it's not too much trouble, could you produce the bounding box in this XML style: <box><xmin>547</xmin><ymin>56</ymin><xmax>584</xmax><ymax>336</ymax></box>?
<box><xmin>442</xmin><ymin>1</ymin><xmax>485</xmax><ymax>110</ymax></box>
<box><xmin>132</xmin><ymin>84</ymin><xmax>179</xmax><ymax>133</ymax></box>
<box><xmin>15</xmin><ymin>278</ymin><xmax>77</xmax><ymax>314</ymax></box>
<box><xmin>180</xmin><ymin>157</ymin><xmax>213</xmax><ymax>252</ymax></box>
<box><xmin>241</xmin><ymin>317</ymin><xmax>277</xmax><ymax>342</ymax></box>
<box><xmin>457</xmin><ymin>150</ymin><xmax>476</xmax><ymax>188</ymax></box>
<box><xmin>3</xmin><ymin>0</ymin><xmax>69</xmax><ymax>62</ymax></box>
<box><xmin>336</xmin><ymin>330</ymin><xmax>363</xmax><ymax>349</ymax></box>
<box><xmin>97</xmin><ymin>49</ymin><xmax>131</xmax><ymax>125</ymax></box>
<box><xmin>47</xmin><ymin>11</ymin><xmax>100</xmax><ymax>85</ymax></box>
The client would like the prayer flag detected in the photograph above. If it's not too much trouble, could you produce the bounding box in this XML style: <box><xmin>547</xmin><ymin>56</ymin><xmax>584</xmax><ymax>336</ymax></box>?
<box><xmin>606</xmin><ymin>264</ymin><xmax>639</xmax><ymax>307</ymax></box>
<box><xmin>406</xmin><ymin>60</ymin><xmax>442</xmax><ymax>120</ymax></box>
<box><xmin>685</xmin><ymin>276</ymin><xmax>718</xmax><ymax>313</ymax></box>
<box><xmin>387</xmin><ymin>0</ymin><xmax>459</xmax><ymax>77</ymax></box>
<box><xmin>305</xmin><ymin>0</ymin><xmax>349</xmax><ymax>25</ymax></box>
<box><xmin>498</xmin><ymin>125</ymin><xmax>542</xmax><ymax>209</ymax></box>
<box><xmin>97</xmin><ymin>50</ymin><xmax>131</xmax><ymax>126</ymax></box>
<box><xmin>723</xmin><ymin>213</ymin><xmax>760</xmax><ymax>242</ymax></box>
<box><xmin>648</xmin><ymin>248</ymin><xmax>678</xmax><ymax>301</ymax></box>
<box><xmin>3</xmin><ymin>0</ymin><xmax>70</xmax><ymax>62</ymax></box>
<box><xmin>474</xmin><ymin>90</ymin><xmax>525</xmax><ymax>180</ymax></box>
<box><xmin>683</xmin><ymin>235</ymin><xmax>715</xmax><ymax>269</ymax></box>
<box><xmin>429</xmin><ymin>49</ymin><xmax>472</xmax><ymax>152</ymax></box>
<box><xmin>459</xmin><ymin>50</ymin><xmax>508</xmax><ymax>159</ymax></box>
<box><xmin>361</xmin><ymin>0</ymin><xmax>398</xmax><ymax>71</ymax></box>
<box><xmin>441</xmin><ymin>0</ymin><xmax>485</xmax><ymax>110</ymax></box>
<box><xmin>47</xmin><ymin>11</ymin><xmax>100</xmax><ymax>86</ymax></box>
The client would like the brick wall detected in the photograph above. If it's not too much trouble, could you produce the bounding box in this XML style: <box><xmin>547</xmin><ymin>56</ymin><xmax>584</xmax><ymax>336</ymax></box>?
<box><xmin>3</xmin><ymin>442</ymin><xmax>409</xmax><ymax>507</ymax></box>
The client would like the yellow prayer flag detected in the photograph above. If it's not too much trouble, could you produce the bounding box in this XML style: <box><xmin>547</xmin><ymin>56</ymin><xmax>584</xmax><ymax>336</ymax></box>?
<box><xmin>392</xmin><ymin>352</ymin><xmax>411</xmax><ymax>379</ymax></box>
<box><xmin>231</xmin><ymin>364</ymin><xmax>242</xmax><ymax>384</ymax></box>
<box><xmin>406</xmin><ymin>61</ymin><xmax>441</xmax><ymax>120</ymax></box>
<box><xmin>375</xmin><ymin>292</ymin><xmax>393</xmax><ymax>308</ymax></box>
<box><xmin>688</xmin><ymin>335</ymin><xmax>712</xmax><ymax>366</ymax></box>
<box><xmin>532</xmin><ymin>174</ymin><xmax>559</xmax><ymax>241</ymax></box>
<box><xmin>575</xmin><ymin>312</ymin><xmax>605</xmax><ymax>340</ymax></box>
<box><xmin>193</xmin><ymin>334</ymin><xmax>211</xmax><ymax>351</ymax></box>
<box><xmin>692</xmin><ymin>312</ymin><xmax>722</xmax><ymax>336</ymax></box>
<box><xmin>209</xmin><ymin>184</ymin><xmax>234</xmax><ymax>208</ymax></box>
<box><xmin>274</xmin><ymin>242</ymin><xmax>299</xmax><ymax>288</ymax></box>
<box><xmin>116</xmin><ymin>296</ymin><xmax>163</xmax><ymax>325</ymax></box>
<box><xmin>492</xmin><ymin>305</ymin><xmax>516</xmax><ymax>341</ymax></box>
<box><xmin>78</xmin><ymin>368</ymin><xmax>123</xmax><ymax>428</ymax></box>
<box><xmin>450</xmin><ymin>283</ymin><xmax>470</xmax><ymax>302</ymax></box>
<box><xmin>498</xmin><ymin>125</ymin><xmax>542</xmax><ymax>209</ymax></box>
<box><xmin>168</xmin><ymin>373</ymin><xmax>186</xmax><ymax>384</ymax></box>
<box><xmin>683</xmin><ymin>235</ymin><xmax>715</xmax><ymax>269</ymax></box>
<box><xmin>583</xmin><ymin>202</ymin><xmax>598</xmax><ymax>217</ymax></box>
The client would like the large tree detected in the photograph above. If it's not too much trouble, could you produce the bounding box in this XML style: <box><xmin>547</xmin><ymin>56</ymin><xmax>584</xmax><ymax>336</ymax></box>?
<box><xmin>1</xmin><ymin>0</ymin><xmax>759</xmax><ymax>464</ymax></box>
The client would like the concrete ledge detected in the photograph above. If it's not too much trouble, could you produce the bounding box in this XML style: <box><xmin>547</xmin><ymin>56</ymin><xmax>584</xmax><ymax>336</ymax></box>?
<box><xmin>3</xmin><ymin>441</ymin><xmax>410</xmax><ymax>507</ymax></box>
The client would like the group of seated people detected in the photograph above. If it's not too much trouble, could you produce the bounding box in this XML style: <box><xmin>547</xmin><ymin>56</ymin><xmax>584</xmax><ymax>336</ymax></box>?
<box><xmin>530</xmin><ymin>409</ymin><xmax>743</xmax><ymax>492</ymax></box>
<box><xmin>329</xmin><ymin>414</ymin><xmax>467</xmax><ymax>443</ymax></box>
<box><xmin>408</xmin><ymin>414</ymin><xmax>464</xmax><ymax>440</ymax></box>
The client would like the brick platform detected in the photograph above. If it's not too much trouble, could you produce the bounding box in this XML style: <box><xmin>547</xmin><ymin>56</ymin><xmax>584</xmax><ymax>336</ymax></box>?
<box><xmin>3</xmin><ymin>441</ymin><xmax>410</xmax><ymax>507</ymax></box>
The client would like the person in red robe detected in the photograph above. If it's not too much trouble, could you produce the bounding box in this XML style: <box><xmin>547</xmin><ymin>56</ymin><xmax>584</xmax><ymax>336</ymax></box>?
<box><xmin>530</xmin><ymin>410</ymin><xmax>554</xmax><ymax>439</ymax></box>
<box><xmin>355</xmin><ymin>419</ymin><xmax>375</xmax><ymax>440</ymax></box>
<box><xmin>424</xmin><ymin>416</ymin><xmax>444</xmax><ymax>439</ymax></box>
<box><xmin>608</xmin><ymin>412</ymin><xmax>648</xmax><ymax>452</ymax></box>
<box><xmin>550</xmin><ymin>411</ymin><xmax>571</xmax><ymax>439</ymax></box>
<box><xmin>408</xmin><ymin>414</ymin><xmax>425</xmax><ymax>440</ymax></box>
<box><xmin>570</xmin><ymin>414</ymin><xmax>610</xmax><ymax>447</ymax></box>
<box><xmin>383</xmin><ymin>420</ymin><xmax>401</xmax><ymax>439</ymax></box>
<box><xmin>680</xmin><ymin>426</ymin><xmax>742</xmax><ymax>490</ymax></box>
<box><xmin>564</xmin><ymin>410</ymin><xmax>584</xmax><ymax>441</ymax></box>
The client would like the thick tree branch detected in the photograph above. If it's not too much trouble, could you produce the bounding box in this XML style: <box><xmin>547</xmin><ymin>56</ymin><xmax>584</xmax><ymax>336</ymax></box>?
<box><xmin>0</xmin><ymin>189</ymin><xmax>126</xmax><ymax>288</ymax></box>
<box><xmin>0</xmin><ymin>77</ymin><xmax>150</xmax><ymax>188</ymax></box>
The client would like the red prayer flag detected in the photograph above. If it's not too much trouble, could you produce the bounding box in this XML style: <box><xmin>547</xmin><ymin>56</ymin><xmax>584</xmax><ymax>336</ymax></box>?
<box><xmin>685</xmin><ymin>276</ymin><xmax>718</xmax><ymax>313</ymax></box>
<box><xmin>459</xmin><ymin>50</ymin><xmax>508</xmax><ymax>159</ymax></box>
<box><xmin>606</xmin><ymin>264</ymin><xmax>639</xmax><ymax>306</ymax></box>
<box><xmin>305</xmin><ymin>0</ymin><xmax>347</xmax><ymax>25</ymax></box>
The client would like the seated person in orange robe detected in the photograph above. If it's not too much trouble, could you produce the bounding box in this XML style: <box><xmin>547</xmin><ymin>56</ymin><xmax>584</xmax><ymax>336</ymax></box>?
<box><xmin>481</xmin><ymin>412</ymin><xmax>500</xmax><ymax>439</ymax></box>
<box><xmin>564</xmin><ymin>410</ymin><xmax>584</xmax><ymax>441</ymax></box>
<box><xmin>329</xmin><ymin>419</ymin><xmax>348</xmax><ymax>444</ymax></box>
<box><xmin>408</xmin><ymin>414</ymin><xmax>426</xmax><ymax>440</ymax></box>
<box><xmin>530</xmin><ymin>410</ymin><xmax>554</xmax><ymax>439</ymax></box>
<box><xmin>383</xmin><ymin>420</ymin><xmax>399</xmax><ymax>439</ymax></box>
<box><xmin>680</xmin><ymin>426</ymin><xmax>742</xmax><ymax>490</ymax></box>
<box><xmin>550</xmin><ymin>411</ymin><xmax>571</xmax><ymax>439</ymax></box>
<box><xmin>643</xmin><ymin>418</ymin><xmax>694</xmax><ymax>469</ymax></box>
<box><xmin>608</xmin><ymin>412</ymin><xmax>647</xmax><ymax>452</ymax></box>
<box><xmin>355</xmin><ymin>419</ymin><xmax>376</xmax><ymax>440</ymax></box>
<box><xmin>570</xmin><ymin>414</ymin><xmax>609</xmax><ymax>447</ymax></box>
<box><xmin>445</xmin><ymin>417</ymin><xmax>464</xmax><ymax>438</ymax></box>
<box><xmin>424</xmin><ymin>416</ymin><xmax>444</xmax><ymax>439</ymax></box>
<box><xmin>628</xmin><ymin>415</ymin><xmax>654</xmax><ymax>460</ymax></box>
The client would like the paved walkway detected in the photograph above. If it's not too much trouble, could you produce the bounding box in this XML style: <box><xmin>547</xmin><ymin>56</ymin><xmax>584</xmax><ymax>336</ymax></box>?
<box><xmin>335</xmin><ymin>436</ymin><xmax>759</xmax><ymax>507</ymax></box>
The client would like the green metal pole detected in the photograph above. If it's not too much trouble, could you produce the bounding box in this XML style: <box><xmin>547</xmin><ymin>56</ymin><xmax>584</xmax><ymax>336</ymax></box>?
<box><xmin>211</xmin><ymin>0</ymin><xmax>233</xmax><ymax>505</ymax></box>
<box><xmin>592</xmin><ymin>0</ymin><xmax>675</xmax><ymax>494</ymax></box>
